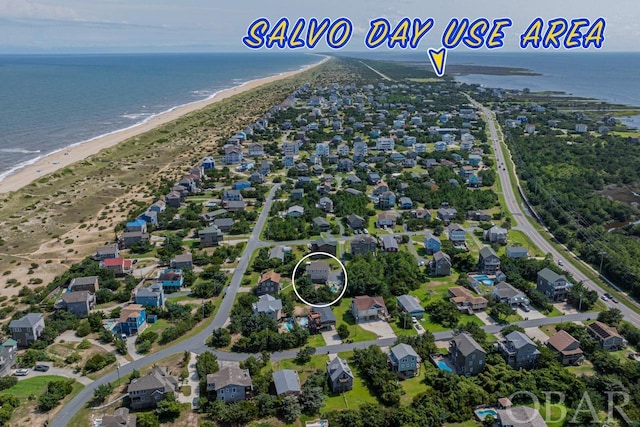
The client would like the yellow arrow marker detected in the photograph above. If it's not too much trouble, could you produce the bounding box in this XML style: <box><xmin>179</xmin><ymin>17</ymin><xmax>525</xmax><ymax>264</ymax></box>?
<box><xmin>427</xmin><ymin>47</ymin><xmax>447</xmax><ymax>77</ymax></box>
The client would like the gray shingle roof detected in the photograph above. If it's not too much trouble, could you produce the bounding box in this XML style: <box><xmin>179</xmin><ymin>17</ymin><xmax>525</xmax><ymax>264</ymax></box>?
<box><xmin>253</xmin><ymin>294</ymin><xmax>282</xmax><ymax>313</ymax></box>
<box><xmin>207</xmin><ymin>366</ymin><xmax>252</xmax><ymax>390</ymax></box>
<box><xmin>397</xmin><ymin>294</ymin><xmax>423</xmax><ymax>313</ymax></box>
<box><xmin>273</xmin><ymin>369</ymin><xmax>300</xmax><ymax>395</ymax></box>
<box><xmin>451</xmin><ymin>332</ymin><xmax>486</xmax><ymax>356</ymax></box>
<box><xmin>479</xmin><ymin>246</ymin><xmax>498</xmax><ymax>259</ymax></box>
<box><xmin>390</xmin><ymin>343</ymin><xmax>418</xmax><ymax>360</ymax></box>
<box><xmin>9</xmin><ymin>313</ymin><xmax>43</xmax><ymax>329</ymax></box>
<box><xmin>327</xmin><ymin>357</ymin><xmax>353</xmax><ymax>383</ymax></box>
<box><xmin>505</xmin><ymin>331</ymin><xmax>537</xmax><ymax>350</ymax></box>
<box><xmin>538</xmin><ymin>268</ymin><xmax>566</xmax><ymax>283</ymax></box>
<box><xmin>312</xmin><ymin>306</ymin><xmax>336</xmax><ymax>323</ymax></box>
<box><xmin>494</xmin><ymin>281</ymin><xmax>521</xmax><ymax>299</ymax></box>
<box><xmin>69</xmin><ymin>276</ymin><xmax>98</xmax><ymax>287</ymax></box>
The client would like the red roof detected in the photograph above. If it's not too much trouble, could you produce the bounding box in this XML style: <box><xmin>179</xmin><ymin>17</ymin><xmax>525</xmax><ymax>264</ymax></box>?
<box><xmin>103</xmin><ymin>258</ymin><xmax>124</xmax><ymax>267</ymax></box>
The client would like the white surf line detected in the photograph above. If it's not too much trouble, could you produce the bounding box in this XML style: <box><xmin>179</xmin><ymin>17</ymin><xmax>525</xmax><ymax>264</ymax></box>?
<box><xmin>359</xmin><ymin>61</ymin><xmax>393</xmax><ymax>81</ymax></box>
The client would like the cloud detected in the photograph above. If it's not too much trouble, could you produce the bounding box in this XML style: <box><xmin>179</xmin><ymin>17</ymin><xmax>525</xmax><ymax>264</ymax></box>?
<box><xmin>0</xmin><ymin>0</ymin><xmax>79</xmax><ymax>20</ymax></box>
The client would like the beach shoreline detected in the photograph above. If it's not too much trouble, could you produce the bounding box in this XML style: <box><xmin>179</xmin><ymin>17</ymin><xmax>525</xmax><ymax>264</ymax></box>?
<box><xmin>0</xmin><ymin>55</ymin><xmax>329</xmax><ymax>195</ymax></box>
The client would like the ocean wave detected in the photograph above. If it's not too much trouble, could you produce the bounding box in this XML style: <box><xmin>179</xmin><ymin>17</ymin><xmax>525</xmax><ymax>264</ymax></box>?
<box><xmin>0</xmin><ymin>148</ymin><xmax>42</xmax><ymax>154</ymax></box>
<box><xmin>120</xmin><ymin>113</ymin><xmax>151</xmax><ymax>120</ymax></box>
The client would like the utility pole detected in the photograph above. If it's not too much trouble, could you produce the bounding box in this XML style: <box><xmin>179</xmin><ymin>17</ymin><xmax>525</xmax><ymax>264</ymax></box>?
<box><xmin>599</xmin><ymin>251</ymin><xmax>606</xmax><ymax>274</ymax></box>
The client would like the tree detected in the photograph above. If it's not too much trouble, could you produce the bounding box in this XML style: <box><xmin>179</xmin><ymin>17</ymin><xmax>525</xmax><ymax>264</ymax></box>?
<box><xmin>76</xmin><ymin>320</ymin><xmax>91</xmax><ymax>337</ymax></box>
<box><xmin>114</xmin><ymin>339</ymin><xmax>127</xmax><ymax>355</ymax></box>
<box><xmin>397</xmin><ymin>312</ymin><xmax>413</xmax><ymax>330</ymax></box>
<box><xmin>425</xmin><ymin>300</ymin><xmax>460</xmax><ymax>328</ymax></box>
<box><xmin>337</xmin><ymin>324</ymin><xmax>350</xmax><ymax>340</ymax></box>
<box><xmin>129</xmin><ymin>369</ymin><xmax>140</xmax><ymax>382</ymax></box>
<box><xmin>136</xmin><ymin>412</ymin><xmax>160</xmax><ymax>427</ymax></box>
<box><xmin>488</xmin><ymin>302</ymin><xmax>515</xmax><ymax>324</ymax></box>
<box><xmin>155</xmin><ymin>393</ymin><xmax>182</xmax><ymax>421</ymax></box>
<box><xmin>93</xmin><ymin>383</ymin><xmax>114</xmax><ymax>404</ymax></box>
<box><xmin>295</xmin><ymin>345</ymin><xmax>316</xmax><ymax>365</ymax></box>
<box><xmin>280</xmin><ymin>395</ymin><xmax>302</xmax><ymax>423</ymax></box>
<box><xmin>569</xmin><ymin>281</ymin><xmax>598</xmax><ymax>311</ymax></box>
<box><xmin>300</xmin><ymin>385</ymin><xmax>325</xmax><ymax>415</ymax></box>
<box><xmin>598</xmin><ymin>308</ymin><xmax>624</xmax><ymax>326</ymax></box>
<box><xmin>209</xmin><ymin>328</ymin><xmax>231</xmax><ymax>348</ymax></box>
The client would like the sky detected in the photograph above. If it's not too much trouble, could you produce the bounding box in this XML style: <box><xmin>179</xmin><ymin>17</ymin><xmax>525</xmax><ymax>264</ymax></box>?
<box><xmin>0</xmin><ymin>0</ymin><xmax>639</xmax><ymax>53</ymax></box>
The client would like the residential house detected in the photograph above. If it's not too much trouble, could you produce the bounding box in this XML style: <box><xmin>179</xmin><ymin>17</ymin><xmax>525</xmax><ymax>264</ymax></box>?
<box><xmin>587</xmin><ymin>321</ymin><xmax>625</xmax><ymax>351</ymax></box>
<box><xmin>397</xmin><ymin>294</ymin><xmax>424</xmax><ymax>318</ymax></box>
<box><xmin>575</xmin><ymin>123</ymin><xmax>588</xmax><ymax>133</ymax></box>
<box><xmin>68</xmin><ymin>276</ymin><xmax>99</xmax><ymax>293</ymax></box>
<box><xmin>499</xmin><ymin>331</ymin><xmax>540</xmax><ymax>369</ymax></box>
<box><xmin>165</xmin><ymin>191</ymin><xmax>181</xmax><ymax>208</ymax></box>
<box><xmin>170</xmin><ymin>253</ymin><xmax>193</xmax><ymax>269</ymax></box>
<box><xmin>493</xmin><ymin>281</ymin><xmax>529</xmax><ymax>308</ymax></box>
<box><xmin>351</xmin><ymin>235</ymin><xmax>377</xmax><ymax>256</ymax></box>
<box><xmin>233</xmin><ymin>180</ymin><xmax>251</xmax><ymax>191</ymax></box>
<box><xmin>56</xmin><ymin>291</ymin><xmax>95</xmax><ymax>318</ymax></box>
<box><xmin>437</xmin><ymin>208</ymin><xmax>457</xmax><ymax>223</ymax></box>
<box><xmin>158</xmin><ymin>269</ymin><xmax>184</xmax><ymax>292</ymax></box>
<box><xmin>337</xmin><ymin>144</ymin><xmax>350</xmax><ymax>156</ymax></box>
<box><xmin>380</xmin><ymin>234</ymin><xmax>399</xmax><ymax>252</ymax></box>
<box><xmin>430</xmin><ymin>251</ymin><xmax>452</xmax><ymax>276</ymax></box>
<box><xmin>497</xmin><ymin>406</ymin><xmax>548</xmax><ymax>427</ymax></box>
<box><xmin>506</xmin><ymin>246</ymin><xmax>529</xmax><ymax>259</ymax></box>
<box><xmin>149</xmin><ymin>200</ymin><xmax>166</xmax><ymax>213</ymax></box>
<box><xmin>307</xmin><ymin>306</ymin><xmax>336</xmax><ymax>334</ymax></box>
<box><xmin>434</xmin><ymin>141</ymin><xmax>447</xmax><ymax>152</ymax></box>
<box><xmin>346</xmin><ymin>214</ymin><xmax>365</xmax><ymax>230</ymax></box>
<box><xmin>282</xmin><ymin>142</ymin><xmax>299</xmax><ymax>156</ymax></box>
<box><xmin>478</xmin><ymin>247</ymin><xmax>501</xmax><ymax>275</ymax></box>
<box><xmin>547</xmin><ymin>330</ymin><xmax>584</xmax><ymax>365</ymax></box>
<box><xmin>414</xmin><ymin>143</ymin><xmax>427</xmax><ymax>153</ymax></box>
<box><xmin>273</xmin><ymin>370</ymin><xmax>301</xmax><ymax>396</ymax></box>
<box><xmin>199</xmin><ymin>225</ymin><xmax>223</xmax><ymax>247</ymax></box>
<box><xmin>327</xmin><ymin>357</ymin><xmax>354</xmax><ymax>393</ymax></box>
<box><xmin>286</xmin><ymin>205</ymin><xmax>305</xmax><ymax>218</ymax></box>
<box><xmin>388</xmin><ymin>343</ymin><xmax>421</xmax><ymax>378</ymax></box>
<box><xmin>224</xmin><ymin>145</ymin><xmax>243</xmax><ymax>164</ymax></box>
<box><xmin>120</xmin><ymin>231</ymin><xmax>149</xmax><ymax>249</ymax></box>
<box><xmin>126</xmin><ymin>219</ymin><xmax>147</xmax><ymax>233</ymax></box>
<box><xmin>316</xmin><ymin>142</ymin><xmax>330</xmax><ymax>157</ymax></box>
<box><xmin>313</xmin><ymin>217</ymin><xmax>331</xmax><ymax>232</ymax></box>
<box><xmin>448</xmin><ymin>287</ymin><xmax>488</xmax><ymax>313</ymax></box>
<box><xmin>247</xmin><ymin>143</ymin><xmax>264</xmax><ymax>157</ymax></box>
<box><xmin>101</xmin><ymin>258</ymin><xmax>133</xmax><ymax>276</ymax></box>
<box><xmin>223</xmin><ymin>190</ymin><xmax>243</xmax><ymax>201</ymax></box>
<box><xmin>95</xmin><ymin>245</ymin><xmax>119</xmax><ymax>261</ymax></box>
<box><xmin>256</xmin><ymin>270</ymin><xmax>282</xmax><ymax>296</ymax></box>
<box><xmin>536</xmin><ymin>268</ymin><xmax>570</xmax><ymax>302</ymax></box>
<box><xmin>207</xmin><ymin>366</ymin><xmax>253</xmax><ymax>403</ymax></box>
<box><xmin>9</xmin><ymin>313</ymin><xmax>45</xmax><ymax>348</ymax></box>
<box><xmin>128</xmin><ymin>367</ymin><xmax>179</xmax><ymax>410</ymax></box>
<box><xmin>423</xmin><ymin>233</ymin><xmax>441</xmax><ymax>255</ymax></box>
<box><xmin>448</xmin><ymin>223</ymin><xmax>466</xmax><ymax>244</ymax></box>
<box><xmin>100</xmin><ymin>407</ymin><xmax>136</xmax><ymax>427</ymax></box>
<box><xmin>224</xmin><ymin>200</ymin><xmax>246</xmax><ymax>212</ymax></box>
<box><xmin>311</xmin><ymin>237</ymin><xmax>337</xmax><ymax>256</ymax></box>
<box><xmin>351</xmin><ymin>295</ymin><xmax>387</xmax><ymax>322</ymax></box>
<box><xmin>375</xmin><ymin>137</ymin><xmax>395</xmax><ymax>151</ymax></box>
<box><xmin>213</xmin><ymin>218</ymin><xmax>235</xmax><ymax>233</ymax></box>
<box><xmin>377</xmin><ymin>213</ymin><xmax>396</xmax><ymax>228</ymax></box>
<box><xmin>353</xmin><ymin>141</ymin><xmax>368</xmax><ymax>161</ymax></box>
<box><xmin>138</xmin><ymin>210</ymin><xmax>158</xmax><ymax>226</ymax></box>
<box><xmin>283</xmin><ymin>155</ymin><xmax>295</xmax><ymax>169</ymax></box>
<box><xmin>450</xmin><ymin>332</ymin><xmax>486</xmax><ymax>376</ymax></box>
<box><xmin>119</xmin><ymin>304</ymin><xmax>147</xmax><ymax>336</ymax></box>
<box><xmin>135</xmin><ymin>283</ymin><xmax>165</xmax><ymax>308</ymax></box>
<box><xmin>318</xmin><ymin>197</ymin><xmax>334</xmax><ymax>213</ymax></box>
<box><xmin>411</xmin><ymin>208</ymin><xmax>431</xmax><ymax>220</ymax></box>
<box><xmin>484</xmin><ymin>226</ymin><xmax>508</xmax><ymax>244</ymax></box>
<box><xmin>290</xmin><ymin>189</ymin><xmax>304</xmax><ymax>201</ymax></box>
<box><xmin>252</xmin><ymin>294</ymin><xmax>283</xmax><ymax>320</ymax></box>
<box><xmin>378</xmin><ymin>191</ymin><xmax>396</xmax><ymax>210</ymax></box>
<box><xmin>467</xmin><ymin>210</ymin><xmax>492</xmax><ymax>222</ymax></box>
<box><xmin>398</xmin><ymin>197</ymin><xmax>413</xmax><ymax>209</ymax></box>
<box><xmin>307</xmin><ymin>261</ymin><xmax>330</xmax><ymax>283</ymax></box>
<box><xmin>367</xmin><ymin>172</ymin><xmax>381</xmax><ymax>185</ymax></box>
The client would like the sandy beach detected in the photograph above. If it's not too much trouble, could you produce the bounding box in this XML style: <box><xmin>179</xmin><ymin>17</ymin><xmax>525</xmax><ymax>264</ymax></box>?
<box><xmin>0</xmin><ymin>55</ymin><xmax>329</xmax><ymax>194</ymax></box>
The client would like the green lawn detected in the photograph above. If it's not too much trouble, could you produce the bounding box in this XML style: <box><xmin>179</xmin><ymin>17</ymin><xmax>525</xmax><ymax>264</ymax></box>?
<box><xmin>505</xmin><ymin>229</ymin><xmax>542</xmax><ymax>257</ymax></box>
<box><xmin>7</xmin><ymin>375</ymin><xmax>70</xmax><ymax>399</ymax></box>
<box><xmin>332</xmin><ymin>298</ymin><xmax>378</xmax><ymax>342</ymax></box>
<box><xmin>269</xmin><ymin>354</ymin><xmax>330</xmax><ymax>384</ymax></box>
<box><xmin>307</xmin><ymin>333</ymin><xmax>326</xmax><ymax>348</ymax></box>
<box><xmin>390</xmin><ymin>320</ymin><xmax>418</xmax><ymax>337</ymax></box>
<box><xmin>400</xmin><ymin>372</ymin><xmax>428</xmax><ymax>404</ymax></box>
<box><xmin>323</xmin><ymin>351</ymin><xmax>378</xmax><ymax>411</ymax></box>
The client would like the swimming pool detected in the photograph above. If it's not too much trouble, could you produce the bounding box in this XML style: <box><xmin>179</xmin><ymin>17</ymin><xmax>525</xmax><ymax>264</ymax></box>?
<box><xmin>472</xmin><ymin>274</ymin><xmax>494</xmax><ymax>286</ymax></box>
<box><xmin>285</xmin><ymin>323</ymin><xmax>294</xmax><ymax>331</ymax></box>
<box><xmin>298</xmin><ymin>317</ymin><xmax>309</xmax><ymax>327</ymax></box>
<box><xmin>436</xmin><ymin>360</ymin><xmax>453</xmax><ymax>372</ymax></box>
<box><xmin>475</xmin><ymin>408</ymin><xmax>498</xmax><ymax>420</ymax></box>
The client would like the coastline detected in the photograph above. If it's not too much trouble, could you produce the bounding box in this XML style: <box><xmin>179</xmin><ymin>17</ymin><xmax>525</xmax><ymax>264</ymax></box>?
<box><xmin>0</xmin><ymin>55</ymin><xmax>329</xmax><ymax>194</ymax></box>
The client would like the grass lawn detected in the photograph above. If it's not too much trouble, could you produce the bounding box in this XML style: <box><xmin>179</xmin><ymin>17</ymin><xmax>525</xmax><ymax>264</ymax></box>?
<box><xmin>546</xmin><ymin>306</ymin><xmax>564</xmax><ymax>317</ymax></box>
<box><xmin>323</xmin><ymin>351</ymin><xmax>378</xmax><ymax>411</ymax></box>
<box><xmin>307</xmin><ymin>333</ymin><xmax>326</xmax><ymax>348</ymax></box>
<box><xmin>390</xmin><ymin>320</ymin><xmax>418</xmax><ymax>337</ymax></box>
<box><xmin>506</xmin><ymin>230</ymin><xmax>542</xmax><ymax>257</ymax></box>
<box><xmin>400</xmin><ymin>373</ymin><xmax>428</xmax><ymax>404</ymax></box>
<box><xmin>567</xmin><ymin>361</ymin><xmax>596</xmax><ymax>377</ymax></box>
<box><xmin>333</xmin><ymin>298</ymin><xmax>378</xmax><ymax>343</ymax></box>
<box><xmin>539</xmin><ymin>324</ymin><xmax>557</xmax><ymax>337</ymax></box>
<box><xmin>527</xmin><ymin>402</ymin><xmax>569</xmax><ymax>427</ymax></box>
<box><xmin>444</xmin><ymin>422</ymin><xmax>480</xmax><ymax>427</ymax></box>
<box><xmin>270</xmin><ymin>354</ymin><xmax>330</xmax><ymax>384</ymax></box>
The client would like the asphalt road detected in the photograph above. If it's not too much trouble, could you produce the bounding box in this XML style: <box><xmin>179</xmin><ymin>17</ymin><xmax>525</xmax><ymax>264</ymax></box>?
<box><xmin>469</xmin><ymin>97</ymin><xmax>640</xmax><ymax>327</ymax></box>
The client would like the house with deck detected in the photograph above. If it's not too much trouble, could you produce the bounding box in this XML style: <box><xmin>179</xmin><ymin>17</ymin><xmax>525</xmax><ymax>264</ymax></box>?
<box><xmin>207</xmin><ymin>366</ymin><xmax>253</xmax><ymax>403</ymax></box>
<box><xmin>587</xmin><ymin>321</ymin><xmax>625</xmax><ymax>351</ymax></box>
<box><xmin>478</xmin><ymin>247</ymin><xmax>501</xmax><ymax>275</ymax></box>
<box><xmin>388</xmin><ymin>343</ymin><xmax>421</xmax><ymax>378</ymax></box>
<box><xmin>547</xmin><ymin>330</ymin><xmax>584</xmax><ymax>365</ymax></box>
<box><xmin>351</xmin><ymin>295</ymin><xmax>387</xmax><ymax>322</ymax></box>
<box><xmin>327</xmin><ymin>357</ymin><xmax>354</xmax><ymax>393</ymax></box>
<box><xmin>9</xmin><ymin>313</ymin><xmax>45</xmax><ymax>348</ymax></box>
<box><xmin>449</xmin><ymin>332</ymin><xmax>486</xmax><ymax>376</ymax></box>
<box><xmin>537</xmin><ymin>268</ymin><xmax>570</xmax><ymax>302</ymax></box>
<box><xmin>256</xmin><ymin>270</ymin><xmax>281</xmax><ymax>296</ymax></box>
<box><xmin>498</xmin><ymin>331</ymin><xmax>540</xmax><ymax>370</ymax></box>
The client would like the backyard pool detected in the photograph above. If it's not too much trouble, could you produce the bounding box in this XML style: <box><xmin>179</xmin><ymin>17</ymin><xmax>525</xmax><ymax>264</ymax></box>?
<box><xmin>436</xmin><ymin>360</ymin><xmax>453</xmax><ymax>373</ymax></box>
<box><xmin>475</xmin><ymin>408</ymin><xmax>498</xmax><ymax>420</ymax></box>
<box><xmin>285</xmin><ymin>323</ymin><xmax>294</xmax><ymax>331</ymax></box>
<box><xmin>298</xmin><ymin>317</ymin><xmax>309</xmax><ymax>327</ymax></box>
<box><xmin>472</xmin><ymin>274</ymin><xmax>494</xmax><ymax>286</ymax></box>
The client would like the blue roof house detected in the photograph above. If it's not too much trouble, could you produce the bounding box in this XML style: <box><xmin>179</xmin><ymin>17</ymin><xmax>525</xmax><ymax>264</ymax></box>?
<box><xmin>158</xmin><ymin>269</ymin><xmax>184</xmax><ymax>292</ymax></box>
<box><xmin>126</xmin><ymin>219</ymin><xmax>147</xmax><ymax>233</ymax></box>
<box><xmin>233</xmin><ymin>180</ymin><xmax>251</xmax><ymax>190</ymax></box>
<box><xmin>424</xmin><ymin>233</ymin><xmax>441</xmax><ymax>255</ymax></box>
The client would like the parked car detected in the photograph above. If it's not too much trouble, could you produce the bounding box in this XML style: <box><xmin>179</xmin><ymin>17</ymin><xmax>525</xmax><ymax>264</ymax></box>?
<box><xmin>13</xmin><ymin>369</ymin><xmax>29</xmax><ymax>376</ymax></box>
<box><xmin>34</xmin><ymin>364</ymin><xmax>50</xmax><ymax>372</ymax></box>
<box><xmin>604</xmin><ymin>292</ymin><xmax>612</xmax><ymax>299</ymax></box>
<box><xmin>558</xmin><ymin>260</ymin><xmax>564</xmax><ymax>266</ymax></box>
<box><xmin>611</xmin><ymin>297</ymin><xmax>619</xmax><ymax>304</ymax></box>
<box><xmin>601</xmin><ymin>295</ymin><xmax>609</xmax><ymax>301</ymax></box>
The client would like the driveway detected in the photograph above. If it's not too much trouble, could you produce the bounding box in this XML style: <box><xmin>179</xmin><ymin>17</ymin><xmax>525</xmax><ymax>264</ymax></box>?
<box><xmin>17</xmin><ymin>366</ymin><xmax>93</xmax><ymax>386</ymax></box>
<box><xmin>475</xmin><ymin>312</ymin><xmax>499</xmax><ymax>326</ymax></box>
<box><xmin>524</xmin><ymin>327</ymin><xmax>550</xmax><ymax>344</ymax></box>
<box><xmin>176</xmin><ymin>352</ymin><xmax>200</xmax><ymax>408</ymax></box>
<box><xmin>321</xmin><ymin>329</ymin><xmax>343</xmax><ymax>346</ymax></box>
<box><xmin>357</xmin><ymin>319</ymin><xmax>396</xmax><ymax>339</ymax></box>
<box><xmin>516</xmin><ymin>306</ymin><xmax>546</xmax><ymax>320</ymax></box>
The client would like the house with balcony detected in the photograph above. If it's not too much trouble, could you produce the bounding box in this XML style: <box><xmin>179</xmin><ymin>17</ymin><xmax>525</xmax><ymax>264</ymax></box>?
<box><xmin>119</xmin><ymin>304</ymin><xmax>147</xmax><ymax>336</ymax></box>
<box><xmin>255</xmin><ymin>270</ymin><xmax>281</xmax><ymax>296</ymax></box>
<box><xmin>424</xmin><ymin>232</ymin><xmax>441</xmax><ymax>254</ymax></box>
<box><xmin>536</xmin><ymin>268</ymin><xmax>570</xmax><ymax>302</ymax></box>
<box><xmin>327</xmin><ymin>357</ymin><xmax>354</xmax><ymax>393</ymax></box>
<box><xmin>207</xmin><ymin>366</ymin><xmax>253</xmax><ymax>403</ymax></box>
<box><xmin>484</xmin><ymin>226</ymin><xmax>508</xmax><ymax>244</ymax></box>
<box><xmin>136</xmin><ymin>283</ymin><xmax>165</xmax><ymax>308</ymax></box>
<box><xmin>448</xmin><ymin>287</ymin><xmax>488</xmax><ymax>313</ymax></box>
<box><xmin>430</xmin><ymin>251</ymin><xmax>451</xmax><ymax>276</ymax></box>
<box><xmin>351</xmin><ymin>295</ymin><xmax>387</xmax><ymax>323</ymax></box>
<box><xmin>493</xmin><ymin>281</ymin><xmax>529</xmax><ymax>308</ymax></box>
<box><xmin>478</xmin><ymin>247</ymin><xmax>501</xmax><ymax>275</ymax></box>
<box><xmin>448</xmin><ymin>223</ymin><xmax>466</xmax><ymax>244</ymax></box>
<box><xmin>587</xmin><ymin>321</ymin><xmax>625</xmax><ymax>351</ymax></box>
<box><xmin>55</xmin><ymin>290</ymin><xmax>95</xmax><ymax>318</ymax></box>
<box><xmin>498</xmin><ymin>331</ymin><xmax>540</xmax><ymax>370</ymax></box>
<box><xmin>547</xmin><ymin>330</ymin><xmax>584</xmax><ymax>365</ymax></box>
<box><xmin>252</xmin><ymin>294</ymin><xmax>282</xmax><ymax>321</ymax></box>
<box><xmin>68</xmin><ymin>276</ymin><xmax>99</xmax><ymax>293</ymax></box>
<box><xmin>199</xmin><ymin>225</ymin><xmax>223</xmax><ymax>247</ymax></box>
<box><xmin>449</xmin><ymin>332</ymin><xmax>486</xmax><ymax>376</ymax></box>
<box><xmin>157</xmin><ymin>269</ymin><xmax>184</xmax><ymax>292</ymax></box>
<box><xmin>128</xmin><ymin>367</ymin><xmax>179</xmax><ymax>410</ymax></box>
<box><xmin>307</xmin><ymin>306</ymin><xmax>336</xmax><ymax>334</ymax></box>
<box><xmin>388</xmin><ymin>343</ymin><xmax>421</xmax><ymax>378</ymax></box>
<box><xmin>351</xmin><ymin>235</ymin><xmax>377</xmax><ymax>256</ymax></box>
<box><xmin>9</xmin><ymin>313</ymin><xmax>45</xmax><ymax>348</ymax></box>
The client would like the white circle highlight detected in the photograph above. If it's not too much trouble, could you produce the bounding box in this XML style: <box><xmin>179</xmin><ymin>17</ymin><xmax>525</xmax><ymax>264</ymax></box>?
<box><xmin>291</xmin><ymin>251</ymin><xmax>348</xmax><ymax>308</ymax></box>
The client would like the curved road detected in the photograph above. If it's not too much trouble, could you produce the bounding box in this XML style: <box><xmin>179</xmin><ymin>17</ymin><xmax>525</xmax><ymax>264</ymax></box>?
<box><xmin>469</xmin><ymin>96</ymin><xmax>640</xmax><ymax>327</ymax></box>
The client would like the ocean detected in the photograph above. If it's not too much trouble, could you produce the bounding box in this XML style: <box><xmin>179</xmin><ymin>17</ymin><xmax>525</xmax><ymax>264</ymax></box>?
<box><xmin>346</xmin><ymin>50</ymin><xmax>640</xmax><ymax>106</ymax></box>
<box><xmin>0</xmin><ymin>52</ymin><xmax>322</xmax><ymax>181</ymax></box>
